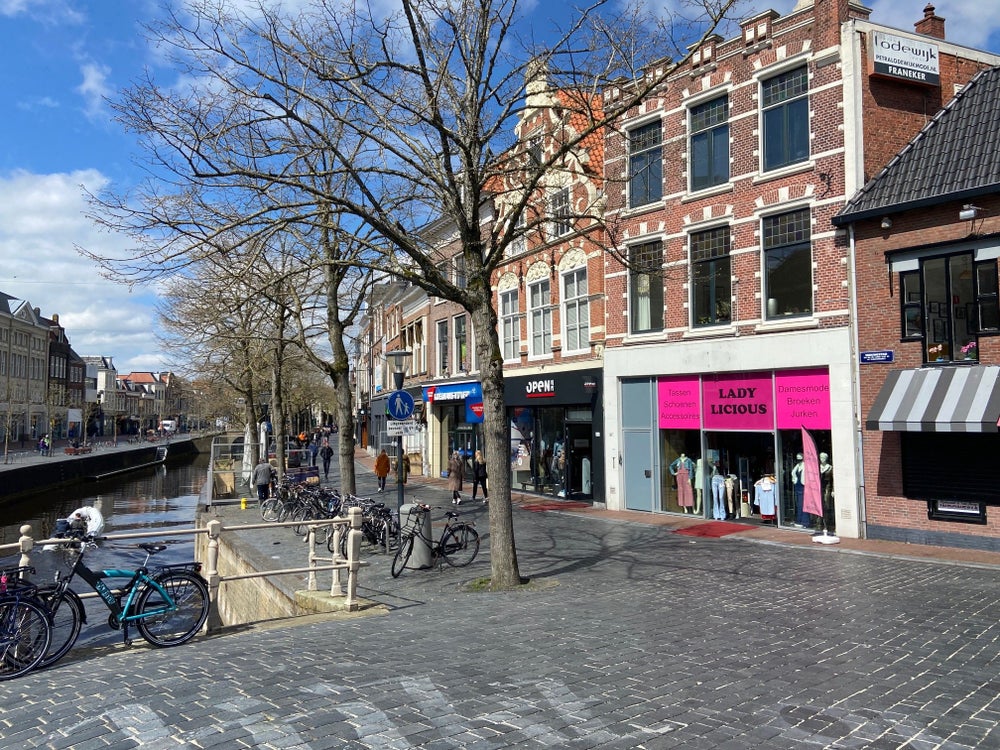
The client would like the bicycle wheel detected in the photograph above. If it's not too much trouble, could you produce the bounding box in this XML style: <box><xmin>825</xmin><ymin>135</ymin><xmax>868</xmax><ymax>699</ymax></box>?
<box><xmin>34</xmin><ymin>586</ymin><xmax>84</xmax><ymax>669</ymax></box>
<box><xmin>440</xmin><ymin>524</ymin><xmax>480</xmax><ymax>567</ymax></box>
<box><xmin>390</xmin><ymin>535</ymin><xmax>414</xmax><ymax>578</ymax></box>
<box><xmin>135</xmin><ymin>571</ymin><xmax>209</xmax><ymax>647</ymax></box>
<box><xmin>291</xmin><ymin>506</ymin><xmax>315</xmax><ymax>537</ymax></box>
<box><xmin>260</xmin><ymin>498</ymin><xmax>281</xmax><ymax>522</ymax></box>
<box><xmin>0</xmin><ymin>599</ymin><xmax>51</xmax><ymax>680</ymax></box>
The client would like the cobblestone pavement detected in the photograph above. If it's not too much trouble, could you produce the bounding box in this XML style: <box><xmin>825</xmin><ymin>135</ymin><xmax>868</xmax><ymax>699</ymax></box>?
<box><xmin>2</xmin><ymin>457</ymin><xmax>999</xmax><ymax>749</ymax></box>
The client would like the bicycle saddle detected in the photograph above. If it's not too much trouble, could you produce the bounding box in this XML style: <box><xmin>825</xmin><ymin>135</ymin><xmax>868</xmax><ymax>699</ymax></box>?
<box><xmin>138</xmin><ymin>543</ymin><xmax>168</xmax><ymax>555</ymax></box>
<box><xmin>445</xmin><ymin>511</ymin><xmax>459</xmax><ymax>519</ymax></box>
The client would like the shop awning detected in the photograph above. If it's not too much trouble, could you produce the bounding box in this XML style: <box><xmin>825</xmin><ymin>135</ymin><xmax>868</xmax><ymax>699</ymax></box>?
<box><xmin>866</xmin><ymin>366</ymin><xmax>1000</xmax><ymax>432</ymax></box>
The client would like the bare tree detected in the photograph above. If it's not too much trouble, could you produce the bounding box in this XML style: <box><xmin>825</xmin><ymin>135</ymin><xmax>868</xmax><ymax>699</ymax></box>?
<box><xmin>90</xmin><ymin>0</ymin><xmax>742</xmax><ymax>588</ymax></box>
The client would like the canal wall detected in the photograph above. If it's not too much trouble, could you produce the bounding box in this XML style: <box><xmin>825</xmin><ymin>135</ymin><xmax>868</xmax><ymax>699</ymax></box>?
<box><xmin>0</xmin><ymin>436</ymin><xmax>214</xmax><ymax>502</ymax></box>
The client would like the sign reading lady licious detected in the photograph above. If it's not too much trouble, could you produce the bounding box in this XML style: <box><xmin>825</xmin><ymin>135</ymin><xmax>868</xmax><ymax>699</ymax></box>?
<box><xmin>657</xmin><ymin>370</ymin><xmax>831</xmax><ymax>430</ymax></box>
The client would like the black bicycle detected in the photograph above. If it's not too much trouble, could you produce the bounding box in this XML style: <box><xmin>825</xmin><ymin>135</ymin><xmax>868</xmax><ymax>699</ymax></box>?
<box><xmin>390</xmin><ymin>503</ymin><xmax>479</xmax><ymax>578</ymax></box>
<box><xmin>0</xmin><ymin>566</ymin><xmax>52</xmax><ymax>681</ymax></box>
<box><xmin>35</xmin><ymin>536</ymin><xmax>210</xmax><ymax>670</ymax></box>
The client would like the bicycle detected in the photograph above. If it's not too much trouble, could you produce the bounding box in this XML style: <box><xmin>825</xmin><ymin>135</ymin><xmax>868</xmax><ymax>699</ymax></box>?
<box><xmin>34</xmin><ymin>535</ymin><xmax>210</xmax><ymax>670</ymax></box>
<box><xmin>0</xmin><ymin>566</ymin><xmax>52</xmax><ymax>681</ymax></box>
<box><xmin>390</xmin><ymin>503</ymin><xmax>480</xmax><ymax>578</ymax></box>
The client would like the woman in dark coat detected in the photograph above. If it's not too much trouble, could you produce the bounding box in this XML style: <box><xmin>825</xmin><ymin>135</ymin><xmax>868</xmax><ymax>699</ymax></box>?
<box><xmin>447</xmin><ymin>451</ymin><xmax>464</xmax><ymax>504</ymax></box>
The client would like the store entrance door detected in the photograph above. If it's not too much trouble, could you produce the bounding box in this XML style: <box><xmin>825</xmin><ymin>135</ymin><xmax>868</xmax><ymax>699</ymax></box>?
<box><xmin>565</xmin><ymin>423</ymin><xmax>593</xmax><ymax>499</ymax></box>
<box><xmin>704</xmin><ymin>432</ymin><xmax>775</xmax><ymax>523</ymax></box>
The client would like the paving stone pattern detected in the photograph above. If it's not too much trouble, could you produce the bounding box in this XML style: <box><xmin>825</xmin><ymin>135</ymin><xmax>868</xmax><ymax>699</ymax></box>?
<box><xmin>3</xmin><ymin>465</ymin><xmax>999</xmax><ymax>749</ymax></box>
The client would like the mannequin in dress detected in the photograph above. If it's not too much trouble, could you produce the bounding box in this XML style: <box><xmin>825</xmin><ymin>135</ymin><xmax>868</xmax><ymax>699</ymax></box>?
<box><xmin>669</xmin><ymin>453</ymin><xmax>695</xmax><ymax>512</ymax></box>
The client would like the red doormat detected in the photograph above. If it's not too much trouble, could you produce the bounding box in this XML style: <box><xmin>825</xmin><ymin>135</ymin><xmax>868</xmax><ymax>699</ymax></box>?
<box><xmin>521</xmin><ymin>501</ymin><xmax>591</xmax><ymax>512</ymax></box>
<box><xmin>674</xmin><ymin>521</ymin><xmax>750</xmax><ymax>538</ymax></box>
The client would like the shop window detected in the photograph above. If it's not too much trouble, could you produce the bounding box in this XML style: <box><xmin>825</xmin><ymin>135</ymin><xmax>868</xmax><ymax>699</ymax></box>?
<box><xmin>528</xmin><ymin>278</ymin><xmax>552</xmax><ymax>357</ymax></box>
<box><xmin>628</xmin><ymin>120</ymin><xmax>663</xmax><ymax>208</ymax></box>
<box><xmin>563</xmin><ymin>267</ymin><xmax>589</xmax><ymax>353</ymax></box>
<box><xmin>689</xmin><ymin>95</ymin><xmax>729</xmax><ymax>192</ymax></box>
<box><xmin>763</xmin><ymin>208</ymin><xmax>812</xmax><ymax>319</ymax></box>
<box><xmin>912</xmin><ymin>254</ymin><xmax>999</xmax><ymax>363</ymax></box>
<box><xmin>629</xmin><ymin>240</ymin><xmax>664</xmax><ymax>334</ymax></box>
<box><xmin>761</xmin><ymin>66</ymin><xmax>809</xmax><ymax>172</ymax></box>
<box><xmin>691</xmin><ymin>226</ymin><xmax>732</xmax><ymax>327</ymax></box>
<box><xmin>500</xmin><ymin>288</ymin><xmax>520</xmax><ymax>361</ymax></box>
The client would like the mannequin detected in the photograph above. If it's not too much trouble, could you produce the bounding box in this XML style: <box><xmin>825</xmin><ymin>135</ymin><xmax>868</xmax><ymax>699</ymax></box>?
<box><xmin>669</xmin><ymin>453</ymin><xmax>695</xmax><ymax>512</ymax></box>
<box><xmin>725</xmin><ymin>474</ymin><xmax>738</xmax><ymax>517</ymax></box>
<box><xmin>754</xmin><ymin>473</ymin><xmax>777</xmax><ymax>524</ymax></box>
<box><xmin>790</xmin><ymin>453</ymin><xmax>808</xmax><ymax>527</ymax></box>
<box><xmin>694</xmin><ymin>457</ymin><xmax>706</xmax><ymax>514</ymax></box>
<box><xmin>710</xmin><ymin>463</ymin><xmax>726</xmax><ymax>520</ymax></box>
<box><xmin>818</xmin><ymin>452</ymin><xmax>834</xmax><ymax>532</ymax></box>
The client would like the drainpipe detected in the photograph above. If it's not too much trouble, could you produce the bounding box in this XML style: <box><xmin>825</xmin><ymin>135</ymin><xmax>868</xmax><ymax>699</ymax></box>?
<box><xmin>847</xmin><ymin>224</ymin><xmax>867</xmax><ymax>537</ymax></box>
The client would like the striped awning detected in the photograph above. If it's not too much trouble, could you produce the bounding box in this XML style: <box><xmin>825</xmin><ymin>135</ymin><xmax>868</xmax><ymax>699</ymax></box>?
<box><xmin>866</xmin><ymin>366</ymin><xmax>1000</xmax><ymax>432</ymax></box>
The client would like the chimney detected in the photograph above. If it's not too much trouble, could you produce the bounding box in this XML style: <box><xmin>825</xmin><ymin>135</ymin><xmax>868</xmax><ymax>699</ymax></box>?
<box><xmin>915</xmin><ymin>3</ymin><xmax>945</xmax><ymax>39</ymax></box>
<box><xmin>51</xmin><ymin>313</ymin><xmax>59</xmax><ymax>324</ymax></box>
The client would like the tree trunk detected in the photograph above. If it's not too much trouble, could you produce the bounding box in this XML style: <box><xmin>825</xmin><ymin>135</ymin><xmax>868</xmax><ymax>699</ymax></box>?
<box><xmin>471</xmin><ymin>300</ymin><xmax>522</xmax><ymax>587</ymax></box>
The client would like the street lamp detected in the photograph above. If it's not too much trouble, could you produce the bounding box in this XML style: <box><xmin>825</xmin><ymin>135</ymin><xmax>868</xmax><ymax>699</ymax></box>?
<box><xmin>385</xmin><ymin>349</ymin><xmax>412</xmax><ymax>522</ymax></box>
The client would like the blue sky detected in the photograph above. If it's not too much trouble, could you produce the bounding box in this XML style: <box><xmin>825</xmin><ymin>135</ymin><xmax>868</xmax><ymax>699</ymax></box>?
<box><xmin>0</xmin><ymin>0</ymin><xmax>998</xmax><ymax>374</ymax></box>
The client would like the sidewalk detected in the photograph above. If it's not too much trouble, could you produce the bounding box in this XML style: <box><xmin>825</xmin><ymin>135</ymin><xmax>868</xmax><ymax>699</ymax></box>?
<box><xmin>355</xmin><ymin>448</ymin><xmax>1000</xmax><ymax>570</ymax></box>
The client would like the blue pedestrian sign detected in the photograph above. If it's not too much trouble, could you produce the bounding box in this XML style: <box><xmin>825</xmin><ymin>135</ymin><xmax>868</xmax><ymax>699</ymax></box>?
<box><xmin>387</xmin><ymin>390</ymin><xmax>415</xmax><ymax>420</ymax></box>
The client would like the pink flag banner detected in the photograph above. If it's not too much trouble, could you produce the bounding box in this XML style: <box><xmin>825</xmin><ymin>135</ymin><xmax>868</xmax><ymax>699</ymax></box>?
<box><xmin>801</xmin><ymin>427</ymin><xmax>823</xmax><ymax>517</ymax></box>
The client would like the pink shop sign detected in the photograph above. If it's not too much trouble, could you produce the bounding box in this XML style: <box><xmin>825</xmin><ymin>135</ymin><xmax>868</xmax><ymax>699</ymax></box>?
<box><xmin>774</xmin><ymin>369</ymin><xmax>831</xmax><ymax>430</ymax></box>
<box><xmin>657</xmin><ymin>377</ymin><xmax>701</xmax><ymax>430</ymax></box>
<box><xmin>702</xmin><ymin>372</ymin><xmax>774</xmax><ymax>431</ymax></box>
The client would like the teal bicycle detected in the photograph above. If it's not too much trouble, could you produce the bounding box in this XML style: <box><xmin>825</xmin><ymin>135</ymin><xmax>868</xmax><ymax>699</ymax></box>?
<box><xmin>35</xmin><ymin>536</ymin><xmax>209</xmax><ymax>670</ymax></box>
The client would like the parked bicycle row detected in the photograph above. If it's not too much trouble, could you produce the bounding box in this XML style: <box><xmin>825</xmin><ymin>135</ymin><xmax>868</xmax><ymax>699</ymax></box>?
<box><xmin>0</xmin><ymin>530</ymin><xmax>209</xmax><ymax>681</ymax></box>
<box><xmin>259</xmin><ymin>482</ymin><xmax>401</xmax><ymax>555</ymax></box>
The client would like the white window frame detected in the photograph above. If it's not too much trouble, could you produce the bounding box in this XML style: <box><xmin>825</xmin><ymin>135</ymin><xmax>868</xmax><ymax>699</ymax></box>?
<box><xmin>549</xmin><ymin>187</ymin><xmax>571</xmax><ymax>239</ymax></box>
<box><xmin>500</xmin><ymin>288</ymin><xmax>520</xmax><ymax>361</ymax></box>
<box><xmin>528</xmin><ymin>278</ymin><xmax>553</xmax><ymax>359</ymax></box>
<box><xmin>562</xmin><ymin>267</ymin><xmax>589</xmax><ymax>354</ymax></box>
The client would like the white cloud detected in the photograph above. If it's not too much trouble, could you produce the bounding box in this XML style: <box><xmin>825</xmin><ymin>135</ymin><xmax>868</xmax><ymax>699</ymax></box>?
<box><xmin>77</xmin><ymin>61</ymin><xmax>113</xmax><ymax>121</ymax></box>
<box><xmin>0</xmin><ymin>170</ymin><xmax>170</xmax><ymax>371</ymax></box>
<box><xmin>0</xmin><ymin>0</ymin><xmax>84</xmax><ymax>23</ymax></box>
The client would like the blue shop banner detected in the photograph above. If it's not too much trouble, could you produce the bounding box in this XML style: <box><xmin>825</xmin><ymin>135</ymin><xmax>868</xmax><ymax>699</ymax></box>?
<box><xmin>423</xmin><ymin>382</ymin><xmax>484</xmax><ymax>423</ymax></box>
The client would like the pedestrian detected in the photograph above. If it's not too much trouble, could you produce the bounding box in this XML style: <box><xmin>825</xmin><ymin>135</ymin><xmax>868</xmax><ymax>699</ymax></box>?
<box><xmin>448</xmin><ymin>450</ymin><xmax>464</xmax><ymax>504</ymax></box>
<box><xmin>320</xmin><ymin>439</ymin><xmax>334</xmax><ymax>480</ymax></box>
<box><xmin>253</xmin><ymin>457</ymin><xmax>274</xmax><ymax>502</ymax></box>
<box><xmin>374</xmin><ymin>449</ymin><xmax>391</xmax><ymax>493</ymax></box>
<box><xmin>471</xmin><ymin>449</ymin><xmax>489</xmax><ymax>504</ymax></box>
<box><xmin>309</xmin><ymin>436</ymin><xmax>320</xmax><ymax>467</ymax></box>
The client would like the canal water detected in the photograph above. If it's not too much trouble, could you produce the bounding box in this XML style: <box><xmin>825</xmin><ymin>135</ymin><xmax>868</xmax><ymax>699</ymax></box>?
<box><xmin>0</xmin><ymin>455</ymin><xmax>210</xmax><ymax>648</ymax></box>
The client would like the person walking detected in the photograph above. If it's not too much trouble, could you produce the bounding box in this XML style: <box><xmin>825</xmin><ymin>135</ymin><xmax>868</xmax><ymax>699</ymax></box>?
<box><xmin>309</xmin><ymin>436</ymin><xmax>320</xmax><ymax>467</ymax></box>
<box><xmin>253</xmin><ymin>457</ymin><xmax>275</xmax><ymax>502</ymax></box>
<box><xmin>448</xmin><ymin>450</ymin><xmax>465</xmax><ymax>505</ymax></box>
<box><xmin>374</xmin><ymin>449</ymin><xmax>391</xmax><ymax>493</ymax></box>
<box><xmin>471</xmin><ymin>449</ymin><xmax>489</xmax><ymax>504</ymax></box>
<box><xmin>319</xmin><ymin>439</ymin><xmax>334</xmax><ymax>481</ymax></box>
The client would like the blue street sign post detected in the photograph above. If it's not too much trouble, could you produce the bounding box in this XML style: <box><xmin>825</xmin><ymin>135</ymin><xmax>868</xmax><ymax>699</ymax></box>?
<box><xmin>387</xmin><ymin>390</ymin><xmax>415</xmax><ymax>420</ymax></box>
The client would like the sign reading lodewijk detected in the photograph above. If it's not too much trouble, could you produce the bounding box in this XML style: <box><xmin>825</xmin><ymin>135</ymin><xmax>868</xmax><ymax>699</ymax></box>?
<box><xmin>869</xmin><ymin>31</ymin><xmax>940</xmax><ymax>86</ymax></box>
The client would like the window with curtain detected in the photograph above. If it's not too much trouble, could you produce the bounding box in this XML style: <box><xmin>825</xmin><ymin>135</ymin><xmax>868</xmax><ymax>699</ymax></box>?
<box><xmin>500</xmin><ymin>289</ymin><xmax>520</xmax><ymax>361</ymax></box>
<box><xmin>563</xmin><ymin>268</ymin><xmax>589</xmax><ymax>353</ymax></box>
<box><xmin>629</xmin><ymin>240</ymin><xmax>664</xmax><ymax>334</ymax></box>
<box><xmin>529</xmin><ymin>278</ymin><xmax>552</xmax><ymax>357</ymax></box>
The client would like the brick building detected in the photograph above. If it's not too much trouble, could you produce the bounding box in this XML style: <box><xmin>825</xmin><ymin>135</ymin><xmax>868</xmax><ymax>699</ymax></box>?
<box><xmin>598</xmin><ymin>1</ymin><xmax>999</xmax><ymax>538</ymax></box>
<box><xmin>835</xmin><ymin>64</ymin><xmax>1000</xmax><ymax>550</ymax></box>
